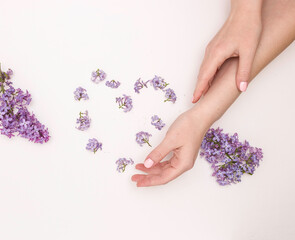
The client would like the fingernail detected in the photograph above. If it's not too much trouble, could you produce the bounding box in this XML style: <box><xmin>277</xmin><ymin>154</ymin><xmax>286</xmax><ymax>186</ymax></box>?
<box><xmin>144</xmin><ymin>158</ymin><xmax>154</xmax><ymax>168</ymax></box>
<box><xmin>239</xmin><ymin>82</ymin><xmax>248</xmax><ymax>92</ymax></box>
<box><xmin>191</xmin><ymin>96</ymin><xmax>195</xmax><ymax>102</ymax></box>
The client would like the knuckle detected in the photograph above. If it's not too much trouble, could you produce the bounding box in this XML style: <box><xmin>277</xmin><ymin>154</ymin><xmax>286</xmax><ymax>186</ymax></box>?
<box><xmin>184</xmin><ymin>162</ymin><xmax>194</xmax><ymax>171</ymax></box>
<box><xmin>152</xmin><ymin>148</ymin><xmax>163</xmax><ymax>160</ymax></box>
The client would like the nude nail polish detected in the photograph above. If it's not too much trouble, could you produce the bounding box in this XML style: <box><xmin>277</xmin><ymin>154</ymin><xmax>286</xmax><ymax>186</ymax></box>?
<box><xmin>240</xmin><ymin>82</ymin><xmax>248</xmax><ymax>92</ymax></box>
<box><xmin>144</xmin><ymin>158</ymin><xmax>154</xmax><ymax>168</ymax></box>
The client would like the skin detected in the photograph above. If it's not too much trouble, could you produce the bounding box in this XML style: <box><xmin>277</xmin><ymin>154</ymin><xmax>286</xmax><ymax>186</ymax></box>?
<box><xmin>193</xmin><ymin>0</ymin><xmax>264</xmax><ymax>100</ymax></box>
<box><xmin>132</xmin><ymin>0</ymin><xmax>295</xmax><ymax>187</ymax></box>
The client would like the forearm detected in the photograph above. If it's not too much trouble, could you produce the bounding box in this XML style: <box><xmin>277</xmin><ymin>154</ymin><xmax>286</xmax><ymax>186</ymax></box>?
<box><xmin>231</xmin><ymin>0</ymin><xmax>263</xmax><ymax>16</ymax></box>
<box><xmin>193</xmin><ymin>0</ymin><xmax>295</xmax><ymax>127</ymax></box>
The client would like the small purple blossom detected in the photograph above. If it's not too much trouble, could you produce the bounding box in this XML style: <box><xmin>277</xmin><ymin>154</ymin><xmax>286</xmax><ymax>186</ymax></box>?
<box><xmin>136</xmin><ymin>131</ymin><xmax>152</xmax><ymax>147</ymax></box>
<box><xmin>134</xmin><ymin>78</ymin><xmax>149</xmax><ymax>93</ymax></box>
<box><xmin>164</xmin><ymin>88</ymin><xmax>177</xmax><ymax>103</ymax></box>
<box><xmin>91</xmin><ymin>68</ymin><xmax>106</xmax><ymax>83</ymax></box>
<box><xmin>115</xmin><ymin>158</ymin><xmax>134</xmax><ymax>173</ymax></box>
<box><xmin>76</xmin><ymin>111</ymin><xmax>91</xmax><ymax>131</ymax></box>
<box><xmin>151</xmin><ymin>115</ymin><xmax>165</xmax><ymax>130</ymax></box>
<box><xmin>74</xmin><ymin>87</ymin><xmax>89</xmax><ymax>101</ymax></box>
<box><xmin>150</xmin><ymin>75</ymin><xmax>169</xmax><ymax>90</ymax></box>
<box><xmin>116</xmin><ymin>94</ymin><xmax>133</xmax><ymax>112</ymax></box>
<box><xmin>200</xmin><ymin>128</ymin><xmax>263</xmax><ymax>186</ymax></box>
<box><xmin>106</xmin><ymin>80</ymin><xmax>120</xmax><ymax>89</ymax></box>
<box><xmin>0</xmin><ymin>64</ymin><xmax>50</xmax><ymax>143</ymax></box>
<box><xmin>86</xmin><ymin>138</ymin><xmax>102</xmax><ymax>153</ymax></box>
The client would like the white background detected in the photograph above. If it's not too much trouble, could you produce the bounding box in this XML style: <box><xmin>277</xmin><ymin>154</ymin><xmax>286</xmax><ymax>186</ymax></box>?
<box><xmin>1</xmin><ymin>0</ymin><xmax>295</xmax><ymax>239</ymax></box>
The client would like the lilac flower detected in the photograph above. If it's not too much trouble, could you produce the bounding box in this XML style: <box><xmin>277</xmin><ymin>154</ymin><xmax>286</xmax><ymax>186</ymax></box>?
<box><xmin>0</xmin><ymin>64</ymin><xmax>50</xmax><ymax>143</ymax></box>
<box><xmin>86</xmin><ymin>138</ymin><xmax>102</xmax><ymax>153</ymax></box>
<box><xmin>91</xmin><ymin>68</ymin><xmax>106</xmax><ymax>83</ymax></box>
<box><xmin>164</xmin><ymin>88</ymin><xmax>177</xmax><ymax>103</ymax></box>
<box><xmin>115</xmin><ymin>158</ymin><xmax>134</xmax><ymax>173</ymax></box>
<box><xmin>136</xmin><ymin>131</ymin><xmax>152</xmax><ymax>147</ymax></box>
<box><xmin>116</xmin><ymin>94</ymin><xmax>133</xmax><ymax>112</ymax></box>
<box><xmin>134</xmin><ymin>78</ymin><xmax>149</xmax><ymax>93</ymax></box>
<box><xmin>151</xmin><ymin>115</ymin><xmax>165</xmax><ymax>130</ymax></box>
<box><xmin>76</xmin><ymin>111</ymin><xmax>91</xmax><ymax>131</ymax></box>
<box><xmin>74</xmin><ymin>87</ymin><xmax>89</xmax><ymax>101</ymax></box>
<box><xmin>105</xmin><ymin>80</ymin><xmax>121</xmax><ymax>89</ymax></box>
<box><xmin>200</xmin><ymin>128</ymin><xmax>263</xmax><ymax>186</ymax></box>
<box><xmin>150</xmin><ymin>75</ymin><xmax>169</xmax><ymax>90</ymax></box>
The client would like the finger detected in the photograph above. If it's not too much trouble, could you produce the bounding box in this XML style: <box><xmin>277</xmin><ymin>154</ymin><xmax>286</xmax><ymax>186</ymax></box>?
<box><xmin>143</xmin><ymin>137</ymin><xmax>175</xmax><ymax>169</ymax></box>
<box><xmin>136</xmin><ymin>164</ymin><xmax>183</xmax><ymax>187</ymax></box>
<box><xmin>135</xmin><ymin>161</ymin><xmax>170</xmax><ymax>174</ymax></box>
<box><xmin>236</xmin><ymin>50</ymin><xmax>255</xmax><ymax>92</ymax></box>
<box><xmin>192</xmin><ymin>50</ymin><xmax>229</xmax><ymax>103</ymax></box>
<box><xmin>202</xmin><ymin>76</ymin><xmax>214</xmax><ymax>96</ymax></box>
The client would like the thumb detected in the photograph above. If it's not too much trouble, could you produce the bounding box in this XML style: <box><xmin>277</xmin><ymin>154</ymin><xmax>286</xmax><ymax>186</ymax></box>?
<box><xmin>144</xmin><ymin>137</ymin><xmax>174</xmax><ymax>168</ymax></box>
<box><xmin>237</xmin><ymin>51</ymin><xmax>255</xmax><ymax>92</ymax></box>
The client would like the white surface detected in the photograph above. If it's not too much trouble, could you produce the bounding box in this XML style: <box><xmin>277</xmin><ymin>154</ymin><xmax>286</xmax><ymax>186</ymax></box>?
<box><xmin>1</xmin><ymin>0</ymin><xmax>295</xmax><ymax>239</ymax></box>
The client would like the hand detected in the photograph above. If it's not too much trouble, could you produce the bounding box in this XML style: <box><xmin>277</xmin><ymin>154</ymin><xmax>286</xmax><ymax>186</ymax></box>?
<box><xmin>132</xmin><ymin>109</ymin><xmax>208</xmax><ymax>187</ymax></box>
<box><xmin>192</xmin><ymin>0</ymin><xmax>262</xmax><ymax>103</ymax></box>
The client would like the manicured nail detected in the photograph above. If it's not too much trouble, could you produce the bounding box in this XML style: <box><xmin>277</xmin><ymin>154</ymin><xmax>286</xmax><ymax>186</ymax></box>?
<box><xmin>144</xmin><ymin>158</ymin><xmax>154</xmax><ymax>168</ymax></box>
<box><xmin>239</xmin><ymin>82</ymin><xmax>248</xmax><ymax>92</ymax></box>
<box><xmin>192</xmin><ymin>96</ymin><xmax>195</xmax><ymax>102</ymax></box>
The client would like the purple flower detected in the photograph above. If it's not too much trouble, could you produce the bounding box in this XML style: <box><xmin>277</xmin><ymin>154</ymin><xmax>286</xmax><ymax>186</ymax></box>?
<box><xmin>150</xmin><ymin>75</ymin><xmax>169</xmax><ymax>90</ymax></box>
<box><xmin>116</xmin><ymin>94</ymin><xmax>133</xmax><ymax>112</ymax></box>
<box><xmin>151</xmin><ymin>115</ymin><xmax>165</xmax><ymax>130</ymax></box>
<box><xmin>91</xmin><ymin>68</ymin><xmax>107</xmax><ymax>83</ymax></box>
<box><xmin>74</xmin><ymin>87</ymin><xmax>89</xmax><ymax>101</ymax></box>
<box><xmin>134</xmin><ymin>78</ymin><xmax>149</xmax><ymax>93</ymax></box>
<box><xmin>105</xmin><ymin>80</ymin><xmax>121</xmax><ymax>89</ymax></box>
<box><xmin>136</xmin><ymin>131</ymin><xmax>152</xmax><ymax>147</ymax></box>
<box><xmin>200</xmin><ymin>128</ymin><xmax>263</xmax><ymax>186</ymax></box>
<box><xmin>164</xmin><ymin>88</ymin><xmax>177</xmax><ymax>103</ymax></box>
<box><xmin>86</xmin><ymin>138</ymin><xmax>102</xmax><ymax>153</ymax></box>
<box><xmin>115</xmin><ymin>158</ymin><xmax>134</xmax><ymax>173</ymax></box>
<box><xmin>76</xmin><ymin>111</ymin><xmax>91</xmax><ymax>131</ymax></box>
<box><xmin>0</xmin><ymin>64</ymin><xmax>50</xmax><ymax>143</ymax></box>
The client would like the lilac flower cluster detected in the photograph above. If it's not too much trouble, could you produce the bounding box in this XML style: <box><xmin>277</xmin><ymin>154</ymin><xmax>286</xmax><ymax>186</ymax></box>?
<box><xmin>76</xmin><ymin>111</ymin><xmax>91</xmax><ymax>131</ymax></box>
<box><xmin>150</xmin><ymin>75</ymin><xmax>169</xmax><ymax>90</ymax></box>
<box><xmin>86</xmin><ymin>138</ymin><xmax>102</xmax><ymax>153</ymax></box>
<box><xmin>200</xmin><ymin>128</ymin><xmax>263</xmax><ymax>186</ymax></box>
<box><xmin>164</xmin><ymin>88</ymin><xmax>177</xmax><ymax>103</ymax></box>
<box><xmin>134</xmin><ymin>78</ymin><xmax>149</xmax><ymax>93</ymax></box>
<box><xmin>74</xmin><ymin>87</ymin><xmax>89</xmax><ymax>101</ymax></box>
<box><xmin>116</xmin><ymin>94</ymin><xmax>133</xmax><ymax>112</ymax></box>
<box><xmin>133</xmin><ymin>75</ymin><xmax>177</xmax><ymax>103</ymax></box>
<box><xmin>91</xmin><ymin>68</ymin><xmax>107</xmax><ymax>83</ymax></box>
<box><xmin>106</xmin><ymin>80</ymin><xmax>120</xmax><ymax>89</ymax></box>
<box><xmin>0</xmin><ymin>64</ymin><xmax>50</xmax><ymax>143</ymax></box>
<box><xmin>115</xmin><ymin>158</ymin><xmax>134</xmax><ymax>173</ymax></box>
<box><xmin>136</xmin><ymin>131</ymin><xmax>152</xmax><ymax>147</ymax></box>
<box><xmin>151</xmin><ymin>115</ymin><xmax>165</xmax><ymax>130</ymax></box>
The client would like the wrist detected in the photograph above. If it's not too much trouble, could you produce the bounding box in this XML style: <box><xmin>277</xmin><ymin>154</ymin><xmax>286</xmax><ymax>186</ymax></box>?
<box><xmin>188</xmin><ymin>104</ymin><xmax>217</xmax><ymax>133</ymax></box>
<box><xmin>230</xmin><ymin>0</ymin><xmax>263</xmax><ymax>18</ymax></box>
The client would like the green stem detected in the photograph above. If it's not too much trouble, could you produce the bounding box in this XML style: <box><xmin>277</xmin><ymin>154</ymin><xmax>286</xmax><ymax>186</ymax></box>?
<box><xmin>143</xmin><ymin>139</ymin><xmax>152</xmax><ymax>147</ymax></box>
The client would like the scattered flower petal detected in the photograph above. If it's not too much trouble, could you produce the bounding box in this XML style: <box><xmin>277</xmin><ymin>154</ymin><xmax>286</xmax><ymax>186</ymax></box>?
<box><xmin>151</xmin><ymin>115</ymin><xmax>165</xmax><ymax>130</ymax></box>
<box><xmin>116</xmin><ymin>94</ymin><xmax>133</xmax><ymax>112</ymax></box>
<box><xmin>91</xmin><ymin>68</ymin><xmax>106</xmax><ymax>83</ymax></box>
<box><xmin>74</xmin><ymin>87</ymin><xmax>89</xmax><ymax>101</ymax></box>
<box><xmin>136</xmin><ymin>131</ymin><xmax>152</xmax><ymax>147</ymax></box>
<box><xmin>116</xmin><ymin>158</ymin><xmax>134</xmax><ymax>173</ymax></box>
<box><xmin>164</xmin><ymin>88</ymin><xmax>177</xmax><ymax>103</ymax></box>
<box><xmin>86</xmin><ymin>138</ymin><xmax>102</xmax><ymax>153</ymax></box>
<box><xmin>106</xmin><ymin>80</ymin><xmax>121</xmax><ymax>89</ymax></box>
<box><xmin>76</xmin><ymin>110</ymin><xmax>91</xmax><ymax>131</ymax></box>
<box><xmin>150</xmin><ymin>75</ymin><xmax>169</xmax><ymax>90</ymax></box>
<box><xmin>134</xmin><ymin>78</ymin><xmax>149</xmax><ymax>93</ymax></box>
